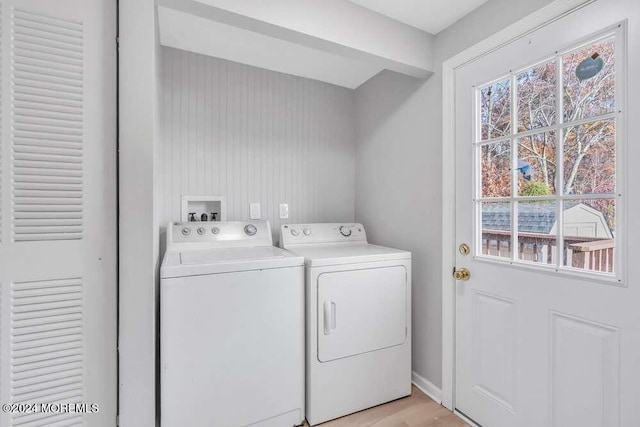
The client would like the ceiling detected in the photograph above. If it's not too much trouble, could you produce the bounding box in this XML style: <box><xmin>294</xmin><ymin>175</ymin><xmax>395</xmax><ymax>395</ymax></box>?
<box><xmin>347</xmin><ymin>0</ymin><xmax>488</xmax><ymax>34</ymax></box>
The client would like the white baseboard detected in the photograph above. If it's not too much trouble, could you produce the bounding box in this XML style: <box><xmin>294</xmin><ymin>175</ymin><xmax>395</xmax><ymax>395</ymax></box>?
<box><xmin>411</xmin><ymin>371</ymin><xmax>442</xmax><ymax>404</ymax></box>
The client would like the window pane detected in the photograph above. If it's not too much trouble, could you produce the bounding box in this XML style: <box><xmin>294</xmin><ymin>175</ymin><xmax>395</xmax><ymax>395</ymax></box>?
<box><xmin>480</xmin><ymin>79</ymin><xmax>511</xmax><ymax>140</ymax></box>
<box><xmin>563</xmin><ymin>199</ymin><xmax>615</xmax><ymax>273</ymax></box>
<box><xmin>517</xmin><ymin>132</ymin><xmax>557</xmax><ymax>196</ymax></box>
<box><xmin>516</xmin><ymin>201</ymin><xmax>557</xmax><ymax>265</ymax></box>
<box><xmin>481</xmin><ymin>141</ymin><xmax>511</xmax><ymax>197</ymax></box>
<box><xmin>563</xmin><ymin>38</ymin><xmax>615</xmax><ymax>122</ymax></box>
<box><xmin>480</xmin><ymin>201</ymin><xmax>511</xmax><ymax>259</ymax></box>
<box><xmin>563</xmin><ymin>119</ymin><xmax>615</xmax><ymax>195</ymax></box>
<box><xmin>517</xmin><ymin>60</ymin><xmax>556</xmax><ymax>131</ymax></box>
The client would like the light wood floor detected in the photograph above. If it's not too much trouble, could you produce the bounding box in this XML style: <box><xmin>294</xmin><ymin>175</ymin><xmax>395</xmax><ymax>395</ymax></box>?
<box><xmin>303</xmin><ymin>386</ymin><xmax>469</xmax><ymax>427</ymax></box>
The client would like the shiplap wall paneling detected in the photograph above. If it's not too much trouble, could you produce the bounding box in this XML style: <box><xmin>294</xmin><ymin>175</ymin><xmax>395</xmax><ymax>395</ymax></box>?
<box><xmin>158</xmin><ymin>48</ymin><xmax>356</xmax><ymax>240</ymax></box>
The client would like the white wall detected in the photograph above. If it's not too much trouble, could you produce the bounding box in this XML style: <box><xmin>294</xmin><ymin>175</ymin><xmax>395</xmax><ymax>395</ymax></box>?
<box><xmin>354</xmin><ymin>0</ymin><xmax>555</xmax><ymax>392</ymax></box>
<box><xmin>158</xmin><ymin>48</ymin><xmax>356</xmax><ymax>242</ymax></box>
<box><xmin>119</xmin><ymin>0</ymin><xmax>161</xmax><ymax>425</ymax></box>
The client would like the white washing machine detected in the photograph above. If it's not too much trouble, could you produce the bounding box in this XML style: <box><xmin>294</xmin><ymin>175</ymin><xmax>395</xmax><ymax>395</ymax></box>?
<box><xmin>161</xmin><ymin>221</ymin><xmax>305</xmax><ymax>427</ymax></box>
<box><xmin>279</xmin><ymin>223</ymin><xmax>412</xmax><ymax>426</ymax></box>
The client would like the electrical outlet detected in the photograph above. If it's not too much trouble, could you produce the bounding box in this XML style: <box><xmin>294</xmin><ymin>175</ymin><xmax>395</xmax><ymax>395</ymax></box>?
<box><xmin>249</xmin><ymin>203</ymin><xmax>261</xmax><ymax>220</ymax></box>
<box><xmin>279</xmin><ymin>203</ymin><xmax>289</xmax><ymax>219</ymax></box>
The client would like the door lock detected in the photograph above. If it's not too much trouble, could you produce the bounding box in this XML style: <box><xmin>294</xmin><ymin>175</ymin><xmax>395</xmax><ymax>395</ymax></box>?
<box><xmin>459</xmin><ymin>243</ymin><xmax>470</xmax><ymax>255</ymax></box>
<box><xmin>453</xmin><ymin>268</ymin><xmax>470</xmax><ymax>281</ymax></box>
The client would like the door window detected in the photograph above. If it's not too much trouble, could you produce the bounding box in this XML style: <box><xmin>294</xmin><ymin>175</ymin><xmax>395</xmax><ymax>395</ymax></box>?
<box><xmin>475</xmin><ymin>32</ymin><xmax>621</xmax><ymax>278</ymax></box>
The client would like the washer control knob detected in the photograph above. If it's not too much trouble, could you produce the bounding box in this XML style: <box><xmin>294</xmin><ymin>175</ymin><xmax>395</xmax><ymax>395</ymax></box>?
<box><xmin>244</xmin><ymin>224</ymin><xmax>258</xmax><ymax>236</ymax></box>
<box><xmin>303</xmin><ymin>228</ymin><xmax>312</xmax><ymax>236</ymax></box>
<box><xmin>211</xmin><ymin>227</ymin><xmax>220</xmax><ymax>234</ymax></box>
<box><xmin>339</xmin><ymin>226</ymin><xmax>352</xmax><ymax>237</ymax></box>
<box><xmin>181</xmin><ymin>227</ymin><xmax>192</xmax><ymax>236</ymax></box>
<box><xmin>291</xmin><ymin>229</ymin><xmax>300</xmax><ymax>236</ymax></box>
<box><xmin>197</xmin><ymin>227</ymin><xmax>206</xmax><ymax>235</ymax></box>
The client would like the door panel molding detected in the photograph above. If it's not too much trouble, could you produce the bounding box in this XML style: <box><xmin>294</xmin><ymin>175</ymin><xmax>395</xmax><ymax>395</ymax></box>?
<box><xmin>471</xmin><ymin>291</ymin><xmax>516</xmax><ymax>412</ymax></box>
<box><xmin>549</xmin><ymin>311</ymin><xmax>620</xmax><ymax>427</ymax></box>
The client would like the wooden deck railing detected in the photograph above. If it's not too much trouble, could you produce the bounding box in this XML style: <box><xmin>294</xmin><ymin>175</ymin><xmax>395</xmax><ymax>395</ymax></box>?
<box><xmin>481</xmin><ymin>229</ymin><xmax>614</xmax><ymax>272</ymax></box>
<box><xmin>568</xmin><ymin>239</ymin><xmax>615</xmax><ymax>272</ymax></box>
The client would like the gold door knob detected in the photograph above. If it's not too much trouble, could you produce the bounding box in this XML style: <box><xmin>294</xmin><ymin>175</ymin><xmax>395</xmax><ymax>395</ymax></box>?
<box><xmin>453</xmin><ymin>268</ymin><xmax>470</xmax><ymax>281</ymax></box>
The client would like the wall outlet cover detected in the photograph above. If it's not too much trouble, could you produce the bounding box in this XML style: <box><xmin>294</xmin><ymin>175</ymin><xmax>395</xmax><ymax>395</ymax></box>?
<box><xmin>279</xmin><ymin>203</ymin><xmax>289</xmax><ymax>219</ymax></box>
<box><xmin>250</xmin><ymin>202</ymin><xmax>261</xmax><ymax>220</ymax></box>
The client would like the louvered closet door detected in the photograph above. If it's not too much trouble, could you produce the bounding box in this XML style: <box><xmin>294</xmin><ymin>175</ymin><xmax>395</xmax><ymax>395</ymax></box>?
<box><xmin>0</xmin><ymin>0</ymin><xmax>117</xmax><ymax>426</ymax></box>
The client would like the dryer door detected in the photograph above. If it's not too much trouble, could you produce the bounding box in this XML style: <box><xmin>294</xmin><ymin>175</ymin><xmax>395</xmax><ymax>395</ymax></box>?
<box><xmin>317</xmin><ymin>266</ymin><xmax>407</xmax><ymax>362</ymax></box>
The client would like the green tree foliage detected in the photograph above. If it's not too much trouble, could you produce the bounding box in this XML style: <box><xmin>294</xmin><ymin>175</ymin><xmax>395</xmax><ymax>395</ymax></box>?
<box><xmin>519</xmin><ymin>181</ymin><xmax>551</xmax><ymax>197</ymax></box>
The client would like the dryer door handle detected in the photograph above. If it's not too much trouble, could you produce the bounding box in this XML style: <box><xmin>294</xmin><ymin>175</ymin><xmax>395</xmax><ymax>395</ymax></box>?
<box><xmin>323</xmin><ymin>301</ymin><xmax>336</xmax><ymax>335</ymax></box>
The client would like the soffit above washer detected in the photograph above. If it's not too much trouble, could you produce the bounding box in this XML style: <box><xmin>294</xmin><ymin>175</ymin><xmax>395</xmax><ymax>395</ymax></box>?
<box><xmin>347</xmin><ymin>0</ymin><xmax>489</xmax><ymax>34</ymax></box>
<box><xmin>158</xmin><ymin>7</ymin><xmax>382</xmax><ymax>89</ymax></box>
<box><xmin>157</xmin><ymin>0</ymin><xmax>434</xmax><ymax>89</ymax></box>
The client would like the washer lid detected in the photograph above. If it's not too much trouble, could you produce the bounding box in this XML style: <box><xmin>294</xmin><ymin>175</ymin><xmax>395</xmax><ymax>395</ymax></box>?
<box><xmin>285</xmin><ymin>242</ymin><xmax>411</xmax><ymax>267</ymax></box>
<box><xmin>161</xmin><ymin>246</ymin><xmax>303</xmax><ymax>278</ymax></box>
<box><xmin>181</xmin><ymin>246</ymin><xmax>286</xmax><ymax>265</ymax></box>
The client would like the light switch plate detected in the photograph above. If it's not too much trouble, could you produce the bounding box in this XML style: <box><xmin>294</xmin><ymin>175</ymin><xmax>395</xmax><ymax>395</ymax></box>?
<box><xmin>250</xmin><ymin>203</ymin><xmax>261</xmax><ymax>220</ymax></box>
<box><xmin>279</xmin><ymin>203</ymin><xmax>289</xmax><ymax>219</ymax></box>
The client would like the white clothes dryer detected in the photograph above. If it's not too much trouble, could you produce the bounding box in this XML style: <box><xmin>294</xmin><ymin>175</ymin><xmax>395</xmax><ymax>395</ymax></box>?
<box><xmin>161</xmin><ymin>221</ymin><xmax>305</xmax><ymax>427</ymax></box>
<box><xmin>280</xmin><ymin>223</ymin><xmax>411</xmax><ymax>426</ymax></box>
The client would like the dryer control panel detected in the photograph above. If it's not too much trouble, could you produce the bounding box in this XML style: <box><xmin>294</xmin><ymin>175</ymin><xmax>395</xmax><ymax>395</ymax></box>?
<box><xmin>279</xmin><ymin>223</ymin><xmax>367</xmax><ymax>246</ymax></box>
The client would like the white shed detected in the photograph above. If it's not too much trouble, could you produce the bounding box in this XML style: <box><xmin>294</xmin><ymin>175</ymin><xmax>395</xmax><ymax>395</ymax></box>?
<box><xmin>551</xmin><ymin>203</ymin><xmax>613</xmax><ymax>239</ymax></box>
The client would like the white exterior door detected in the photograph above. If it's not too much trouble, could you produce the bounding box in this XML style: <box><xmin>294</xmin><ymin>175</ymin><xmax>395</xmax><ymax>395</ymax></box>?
<box><xmin>455</xmin><ymin>1</ymin><xmax>640</xmax><ymax>426</ymax></box>
<box><xmin>0</xmin><ymin>0</ymin><xmax>117</xmax><ymax>426</ymax></box>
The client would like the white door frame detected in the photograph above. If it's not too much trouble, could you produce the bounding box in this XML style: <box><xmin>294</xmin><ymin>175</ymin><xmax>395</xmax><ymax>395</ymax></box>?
<box><xmin>440</xmin><ymin>0</ymin><xmax>597</xmax><ymax>411</ymax></box>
